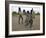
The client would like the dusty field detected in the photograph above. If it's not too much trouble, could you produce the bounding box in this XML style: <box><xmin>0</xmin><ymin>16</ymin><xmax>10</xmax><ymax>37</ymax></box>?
<box><xmin>12</xmin><ymin>15</ymin><xmax>40</xmax><ymax>31</ymax></box>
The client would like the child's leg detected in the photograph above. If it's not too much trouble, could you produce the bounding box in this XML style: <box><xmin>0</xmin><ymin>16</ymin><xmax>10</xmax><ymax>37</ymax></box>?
<box><xmin>21</xmin><ymin>16</ymin><xmax>23</xmax><ymax>24</ymax></box>
<box><xmin>18</xmin><ymin>16</ymin><xmax>20</xmax><ymax>24</ymax></box>
<box><xmin>30</xmin><ymin>19</ymin><xmax>33</xmax><ymax>28</ymax></box>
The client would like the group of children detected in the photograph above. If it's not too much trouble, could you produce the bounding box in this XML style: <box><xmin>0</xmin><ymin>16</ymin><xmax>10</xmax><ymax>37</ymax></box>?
<box><xmin>18</xmin><ymin>7</ymin><xmax>34</xmax><ymax>29</ymax></box>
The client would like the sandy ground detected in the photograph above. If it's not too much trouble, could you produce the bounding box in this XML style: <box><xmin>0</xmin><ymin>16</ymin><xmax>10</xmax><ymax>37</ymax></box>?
<box><xmin>12</xmin><ymin>15</ymin><xmax>40</xmax><ymax>31</ymax></box>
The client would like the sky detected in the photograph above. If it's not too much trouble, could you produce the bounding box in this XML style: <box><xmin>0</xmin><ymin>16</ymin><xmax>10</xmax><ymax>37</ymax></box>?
<box><xmin>9</xmin><ymin>4</ymin><xmax>43</xmax><ymax>13</ymax></box>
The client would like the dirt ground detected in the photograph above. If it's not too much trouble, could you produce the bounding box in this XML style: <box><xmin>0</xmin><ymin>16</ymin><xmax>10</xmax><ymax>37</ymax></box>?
<box><xmin>12</xmin><ymin>15</ymin><xmax>40</xmax><ymax>31</ymax></box>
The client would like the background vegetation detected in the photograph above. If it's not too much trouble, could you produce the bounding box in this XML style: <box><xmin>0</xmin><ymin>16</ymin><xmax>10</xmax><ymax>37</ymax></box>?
<box><xmin>12</xmin><ymin>11</ymin><xmax>40</xmax><ymax>16</ymax></box>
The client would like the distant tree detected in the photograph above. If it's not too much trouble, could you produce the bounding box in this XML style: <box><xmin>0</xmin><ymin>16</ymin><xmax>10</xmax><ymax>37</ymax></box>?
<box><xmin>36</xmin><ymin>12</ymin><xmax>40</xmax><ymax>15</ymax></box>
<box><xmin>12</xmin><ymin>11</ymin><xmax>17</xmax><ymax>14</ymax></box>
